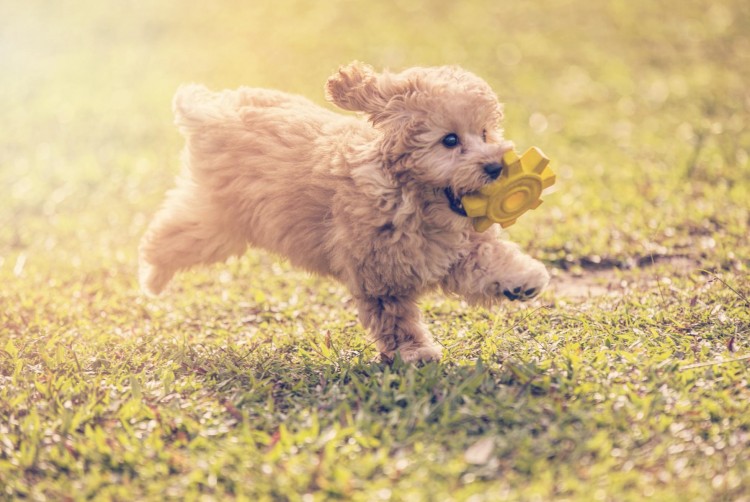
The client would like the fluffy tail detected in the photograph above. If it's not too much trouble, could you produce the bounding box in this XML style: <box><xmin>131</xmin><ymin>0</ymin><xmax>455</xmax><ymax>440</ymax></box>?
<box><xmin>172</xmin><ymin>84</ymin><xmax>220</xmax><ymax>130</ymax></box>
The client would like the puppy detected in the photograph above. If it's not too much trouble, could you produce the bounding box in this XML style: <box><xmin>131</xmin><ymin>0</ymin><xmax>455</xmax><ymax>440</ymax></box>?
<box><xmin>139</xmin><ymin>62</ymin><xmax>550</xmax><ymax>363</ymax></box>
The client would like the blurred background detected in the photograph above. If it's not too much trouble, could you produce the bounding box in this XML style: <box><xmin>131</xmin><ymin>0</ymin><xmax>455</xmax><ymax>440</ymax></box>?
<box><xmin>1</xmin><ymin>0</ymin><xmax>748</xmax><ymax>283</ymax></box>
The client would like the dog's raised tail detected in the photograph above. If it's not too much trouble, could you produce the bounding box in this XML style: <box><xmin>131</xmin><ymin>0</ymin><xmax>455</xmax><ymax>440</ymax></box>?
<box><xmin>171</xmin><ymin>84</ymin><xmax>223</xmax><ymax>132</ymax></box>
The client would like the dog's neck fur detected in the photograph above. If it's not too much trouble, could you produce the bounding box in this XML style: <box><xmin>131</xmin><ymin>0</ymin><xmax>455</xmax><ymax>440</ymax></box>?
<box><xmin>346</xmin><ymin>146</ymin><xmax>467</xmax><ymax>236</ymax></box>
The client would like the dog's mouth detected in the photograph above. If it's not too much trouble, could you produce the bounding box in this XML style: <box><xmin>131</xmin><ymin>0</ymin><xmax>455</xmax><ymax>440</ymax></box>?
<box><xmin>444</xmin><ymin>187</ymin><xmax>467</xmax><ymax>217</ymax></box>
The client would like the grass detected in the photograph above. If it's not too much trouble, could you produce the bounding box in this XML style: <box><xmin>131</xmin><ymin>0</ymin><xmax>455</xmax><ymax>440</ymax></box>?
<box><xmin>1</xmin><ymin>0</ymin><xmax>749</xmax><ymax>500</ymax></box>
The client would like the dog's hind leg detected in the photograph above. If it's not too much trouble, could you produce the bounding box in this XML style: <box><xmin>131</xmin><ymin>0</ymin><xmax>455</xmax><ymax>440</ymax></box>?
<box><xmin>138</xmin><ymin>180</ymin><xmax>246</xmax><ymax>296</ymax></box>
<box><xmin>356</xmin><ymin>296</ymin><xmax>442</xmax><ymax>363</ymax></box>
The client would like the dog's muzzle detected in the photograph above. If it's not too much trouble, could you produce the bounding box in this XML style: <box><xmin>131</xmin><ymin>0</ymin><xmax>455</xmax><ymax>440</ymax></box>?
<box><xmin>445</xmin><ymin>162</ymin><xmax>505</xmax><ymax>217</ymax></box>
<box><xmin>444</xmin><ymin>187</ymin><xmax>467</xmax><ymax>217</ymax></box>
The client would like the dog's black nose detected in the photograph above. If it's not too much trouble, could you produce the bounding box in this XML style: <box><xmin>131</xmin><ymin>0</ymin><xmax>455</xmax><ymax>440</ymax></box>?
<box><xmin>483</xmin><ymin>162</ymin><xmax>503</xmax><ymax>179</ymax></box>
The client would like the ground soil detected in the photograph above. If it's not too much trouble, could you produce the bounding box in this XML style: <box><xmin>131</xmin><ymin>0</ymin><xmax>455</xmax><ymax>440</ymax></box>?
<box><xmin>548</xmin><ymin>257</ymin><xmax>701</xmax><ymax>301</ymax></box>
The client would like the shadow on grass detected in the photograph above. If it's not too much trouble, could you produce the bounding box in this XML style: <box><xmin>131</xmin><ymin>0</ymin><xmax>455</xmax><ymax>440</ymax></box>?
<box><xmin>169</xmin><ymin>337</ymin><xmax>580</xmax><ymax>445</ymax></box>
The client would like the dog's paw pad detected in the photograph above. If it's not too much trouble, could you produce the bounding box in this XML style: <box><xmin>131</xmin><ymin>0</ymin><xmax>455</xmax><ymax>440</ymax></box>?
<box><xmin>503</xmin><ymin>289</ymin><xmax>519</xmax><ymax>301</ymax></box>
<box><xmin>502</xmin><ymin>286</ymin><xmax>542</xmax><ymax>301</ymax></box>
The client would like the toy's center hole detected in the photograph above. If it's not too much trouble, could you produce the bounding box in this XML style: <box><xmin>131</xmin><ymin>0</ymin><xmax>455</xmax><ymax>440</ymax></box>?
<box><xmin>503</xmin><ymin>191</ymin><xmax>527</xmax><ymax>213</ymax></box>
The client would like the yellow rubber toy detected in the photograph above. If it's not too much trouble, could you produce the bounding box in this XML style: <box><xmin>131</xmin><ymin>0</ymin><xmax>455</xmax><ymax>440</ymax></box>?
<box><xmin>462</xmin><ymin>147</ymin><xmax>556</xmax><ymax>232</ymax></box>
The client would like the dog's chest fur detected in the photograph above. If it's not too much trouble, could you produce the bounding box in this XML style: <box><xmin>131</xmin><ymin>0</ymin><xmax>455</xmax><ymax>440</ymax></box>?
<box><xmin>332</xmin><ymin>180</ymin><xmax>471</xmax><ymax>298</ymax></box>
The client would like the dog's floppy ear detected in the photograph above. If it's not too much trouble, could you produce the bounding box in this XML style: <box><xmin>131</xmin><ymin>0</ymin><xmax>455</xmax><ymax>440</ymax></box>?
<box><xmin>326</xmin><ymin>61</ymin><xmax>398</xmax><ymax>118</ymax></box>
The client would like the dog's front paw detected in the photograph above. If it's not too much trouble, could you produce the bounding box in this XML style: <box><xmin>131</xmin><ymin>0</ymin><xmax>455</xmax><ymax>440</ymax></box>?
<box><xmin>501</xmin><ymin>285</ymin><xmax>541</xmax><ymax>301</ymax></box>
<box><xmin>488</xmin><ymin>261</ymin><xmax>550</xmax><ymax>302</ymax></box>
<box><xmin>390</xmin><ymin>343</ymin><xmax>443</xmax><ymax>364</ymax></box>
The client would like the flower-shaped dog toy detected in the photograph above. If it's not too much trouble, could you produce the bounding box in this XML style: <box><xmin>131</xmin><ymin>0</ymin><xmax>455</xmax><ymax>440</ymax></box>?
<box><xmin>462</xmin><ymin>147</ymin><xmax>556</xmax><ymax>232</ymax></box>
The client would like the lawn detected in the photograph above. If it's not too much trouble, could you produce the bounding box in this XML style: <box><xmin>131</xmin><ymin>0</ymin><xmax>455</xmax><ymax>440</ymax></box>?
<box><xmin>1</xmin><ymin>0</ymin><xmax>749</xmax><ymax>500</ymax></box>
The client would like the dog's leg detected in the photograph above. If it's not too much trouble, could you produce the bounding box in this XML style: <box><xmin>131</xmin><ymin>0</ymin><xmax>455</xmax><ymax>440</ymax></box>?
<box><xmin>138</xmin><ymin>183</ymin><xmax>246</xmax><ymax>295</ymax></box>
<box><xmin>442</xmin><ymin>234</ymin><xmax>550</xmax><ymax>306</ymax></box>
<box><xmin>356</xmin><ymin>296</ymin><xmax>442</xmax><ymax>363</ymax></box>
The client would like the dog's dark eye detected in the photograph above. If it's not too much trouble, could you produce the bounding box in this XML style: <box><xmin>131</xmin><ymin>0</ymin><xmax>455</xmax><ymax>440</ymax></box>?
<box><xmin>442</xmin><ymin>133</ymin><xmax>459</xmax><ymax>148</ymax></box>
<box><xmin>482</xmin><ymin>129</ymin><xmax>488</xmax><ymax>143</ymax></box>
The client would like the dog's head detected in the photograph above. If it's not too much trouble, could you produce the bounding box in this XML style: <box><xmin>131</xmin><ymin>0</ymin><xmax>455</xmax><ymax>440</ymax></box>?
<box><xmin>326</xmin><ymin>61</ymin><xmax>513</xmax><ymax>217</ymax></box>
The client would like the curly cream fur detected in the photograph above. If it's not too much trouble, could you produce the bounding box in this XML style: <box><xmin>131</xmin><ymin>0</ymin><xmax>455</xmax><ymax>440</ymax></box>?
<box><xmin>139</xmin><ymin>62</ymin><xmax>550</xmax><ymax>362</ymax></box>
